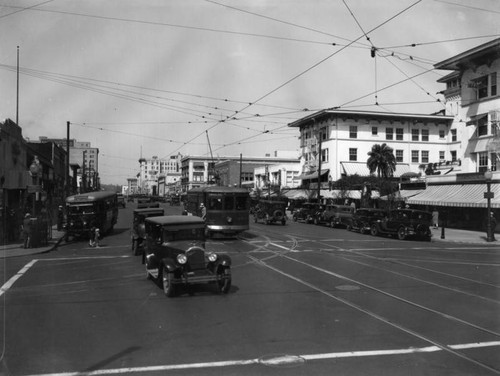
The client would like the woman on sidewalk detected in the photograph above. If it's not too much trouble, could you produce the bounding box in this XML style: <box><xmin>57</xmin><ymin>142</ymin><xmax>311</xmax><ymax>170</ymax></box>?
<box><xmin>22</xmin><ymin>213</ymin><xmax>32</xmax><ymax>248</ymax></box>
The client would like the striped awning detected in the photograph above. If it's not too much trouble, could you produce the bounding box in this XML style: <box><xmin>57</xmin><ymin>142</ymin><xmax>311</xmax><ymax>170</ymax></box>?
<box><xmin>379</xmin><ymin>189</ymin><xmax>425</xmax><ymax>201</ymax></box>
<box><xmin>340</xmin><ymin>162</ymin><xmax>412</xmax><ymax>178</ymax></box>
<box><xmin>407</xmin><ymin>183</ymin><xmax>500</xmax><ymax>208</ymax></box>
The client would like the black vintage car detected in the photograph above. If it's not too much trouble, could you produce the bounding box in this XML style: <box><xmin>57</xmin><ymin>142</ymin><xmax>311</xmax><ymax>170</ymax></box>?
<box><xmin>131</xmin><ymin>208</ymin><xmax>165</xmax><ymax>255</ymax></box>
<box><xmin>253</xmin><ymin>200</ymin><xmax>287</xmax><ymax>225</ymax></box>
<box><xmin>370</xmin><ymin>209</ymin><xmax>432</xmax><ymax>241</ymax></box>
<box><xmin>292</xmin><ymin>203</ymin><xmax>323</xmax><ymax>224</ymax></box>
<box><xmin>143</xmin><ymin>215</ymin><xmax>231</xmax><ymax>297</ymax></box>
<box><xmin>347</xmin><ymin>208</ymin><xmax>387</xmax><ymax>234</ymax></box>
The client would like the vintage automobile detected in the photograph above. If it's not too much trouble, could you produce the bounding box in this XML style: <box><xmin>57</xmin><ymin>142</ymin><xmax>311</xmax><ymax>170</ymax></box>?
<box><xmin>292</xmin><ymin>203</ymin><xmax>323</xmax><ymax>224</ymax></box>
<box><xmin>347</xmin><ymin>208</ymin><xmax>387</xmax><ymax>234</ymax></box>
<box><xmin>253</xmin><ymin>200</ymin><xmax>287</xmax><ymax>225</ymax></box>
<box><xmin>131</xmin><ymin>207</ymin><xmax>165</xmax><ymax>255</ymax></box>
<box><xmin>315</xmin><ymin>204</ymin><xmax>355</xmax><ymax>227</ymax></box>
<box><xmin>370</xmin><ymin>208</ymin><xmax>432</xmax><ymax>241</ymax></box>
<box><xmin>143</xmin><ymin>215</ymin><xmax>231</xmax><ymax>297</ymax></box>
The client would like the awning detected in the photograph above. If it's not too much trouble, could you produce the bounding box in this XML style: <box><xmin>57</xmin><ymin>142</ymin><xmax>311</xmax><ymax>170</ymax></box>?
<box><xmin>379</xmin><ymin>189</ymin><xmax>425</xmax><ymax>201</ymax></box>
<box><xmin>320</xmin><ymin>189</ymin><xmax>380</xmax><ymax>200</ymax></box>
<box><xmin>297</xmin><ymin>169</ymin><xmax>329</xmax><ymax>180</ymax></box>
<box><xmin>407</xmin><ymin>184</ymin><xmax>500</xmax><ymax>208</ymax></box>
<box><xmin>466</xmin><ymin>113</ymin><xmax>488</xmax><ymax>125</ymax></box>
<box><xmin>468</xmin><ymin>138</ymin><xmax>491</xmax><ymax>153</ymax></box>
<box><xmin>340</xmin><ymin>162</ymin><xmax>412</xmax><ymax>178</ymax></box>
<box><xmin>282</xmin><ymin>189</ymin><xmax>310</xmax><ymax>200</ymax></box>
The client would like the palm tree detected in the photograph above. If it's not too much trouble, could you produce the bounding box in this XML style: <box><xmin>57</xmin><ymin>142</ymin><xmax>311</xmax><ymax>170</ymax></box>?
<box><xmin>367</xmin><ymin>143</ymin><xmax>396</xmax><ymax>178</ymax></box>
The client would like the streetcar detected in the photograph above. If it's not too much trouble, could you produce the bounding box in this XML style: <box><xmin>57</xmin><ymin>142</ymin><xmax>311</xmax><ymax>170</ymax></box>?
<box><xmin>185</xmin><ymin>186</ymin><xmax>250</xmax><ymax>237</ymax></box>
<box><xmin>65</xmin><ymin>191</ymin><xmax>119</xmax><ymax>240</ymax></box>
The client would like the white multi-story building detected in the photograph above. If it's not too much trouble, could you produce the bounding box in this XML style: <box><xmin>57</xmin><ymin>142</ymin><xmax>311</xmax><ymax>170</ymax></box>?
<box><xmin>435</xmin><ymin>38</ymin><xmax>500</xmax><ymax>174</ymax></box>
<box><xmin>288</xmin><ymin>110</ymin><xmax>454</xmax><ymax>184</ymax></box>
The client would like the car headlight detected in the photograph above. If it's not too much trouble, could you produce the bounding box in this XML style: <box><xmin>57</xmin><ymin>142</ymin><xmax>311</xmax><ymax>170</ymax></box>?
<box><xmin>177</xmin><ymin>254</ymin><xmax>187</xmax><ymax>264</ymax></box>
<box><xmin>207</xmin><ymin>252</ymin><xmax>218</xmax><ymax>262</ymax></box>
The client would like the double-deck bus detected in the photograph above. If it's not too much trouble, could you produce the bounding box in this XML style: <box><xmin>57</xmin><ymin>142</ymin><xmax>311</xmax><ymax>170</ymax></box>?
<box><xmin>185</xmin><ymin>186</ymin><xmax>250</xmax><ymax>237</ymax></box>
<box><xmin>65</xmin><ymin>191</ymin><xmax>118</xmax><ymax>240</ymax></box>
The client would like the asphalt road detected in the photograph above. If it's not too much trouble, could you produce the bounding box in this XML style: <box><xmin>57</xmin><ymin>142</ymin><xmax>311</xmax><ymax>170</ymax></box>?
<box><xmin>1</xmin><ymin>203</ymin><xmax>499</xmax><ymax>376</ymax></box>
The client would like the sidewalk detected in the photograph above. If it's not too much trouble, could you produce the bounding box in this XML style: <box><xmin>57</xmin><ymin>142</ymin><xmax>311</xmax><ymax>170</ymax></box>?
<box><xmin>0</xmin><ymin>226</ymin><xmax>66</xmax><ymax>258</ymax></box>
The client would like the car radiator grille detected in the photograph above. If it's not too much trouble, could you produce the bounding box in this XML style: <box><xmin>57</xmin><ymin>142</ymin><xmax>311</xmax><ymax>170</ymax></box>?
<box><xmin>186</xmin><ymin>248</ymin><xmax>206</xmax><ymax>270</ymax></box>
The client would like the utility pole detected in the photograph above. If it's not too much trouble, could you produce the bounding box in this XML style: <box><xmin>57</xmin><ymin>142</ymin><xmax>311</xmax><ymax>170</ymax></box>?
<box><xmin>66</xmin><ymin>121</ymin><xmax>70</xmax><ymax>198</ymax></box>
<box><xmin>239</xmin><ymin>153</ymin><xmax>242</xmax><ymax>188</ymax></box>
<box><xmin>317</xmin><ymin>127</ymin><xmax>322</xmax><ymax>204</ymax></box>
<box><xmin>16</xmin><ymin>46</ymin><xmax>19</xmax><ymax>125</ymax></box>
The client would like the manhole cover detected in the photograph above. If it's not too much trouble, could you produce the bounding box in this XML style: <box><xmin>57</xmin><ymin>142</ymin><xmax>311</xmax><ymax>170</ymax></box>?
<box><xmin>336</xmin><ymin>284</ymin><xmax>360</xmax><ymax>291</ymax></box>
<box><xmin>258</xmin><ymin>354</ymin><xmax>305</xmax><ymax>368</ymax></box>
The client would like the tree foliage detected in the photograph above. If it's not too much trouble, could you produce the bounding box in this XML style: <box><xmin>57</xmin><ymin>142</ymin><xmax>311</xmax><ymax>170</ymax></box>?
<box><xmin>367</xmin><ymin>143</ymin><xmax>396</xmax><ymax>178</ymax></box>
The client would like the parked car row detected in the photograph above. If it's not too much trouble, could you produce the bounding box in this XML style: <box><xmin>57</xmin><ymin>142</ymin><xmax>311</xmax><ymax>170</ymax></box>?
<box><xmin>292</xmin><ymin>203</ymin><xmax>355</xmax><ymax>228</ymax></box>
<box><xmin>291</xmin><ymin>204</ymin><xmax>432</xmax><ymax>241</ymax></box>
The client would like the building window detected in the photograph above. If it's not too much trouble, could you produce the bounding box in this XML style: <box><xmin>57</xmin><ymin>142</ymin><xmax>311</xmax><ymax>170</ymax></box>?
<box><xmin>439</xmin><ymin>151</ymin><xmax>445</xmax><ymax>160</ymax></box>
<box><xmin>349</xmin><ymin>148</ymin><xmax>357</xmax><ymax>161</ymax></box>
<box><xmin>386</xmin><ymin>127</ymin><xmax>393</xmax><ymax>140</ymax></box>
<box><xmin>412</xmin><ymin>129</ymin><xmax>419</xmax><ymax>141</ymax></box>
<box><xmin>396</xmin><ymin>149</ymin><xmax>404</xmax><ymax>163</ymax></box>
<box><xmin>372</xmin><ymin>126</ymin><xmax>378</xmax><ymax>136</ymax></box>
<box><xmin>411</xmin><ymin>150</ymin><xmax>419</xmax><ymax>163</ymax></box>
<box><xmin>439</xmin><ymin>129</ymin><xmax>445</xmax><ymax>139</ymax></box>
<box><xmin>478</xmin><ymin>152</ymin><xmax>488</xmax><ymax>173</ymax></box>
<box><xmin>474</xmin><ymin>75</ymin><xmax>489</xmax><ymax>99</ymax></box>
<box><xmin>451</xmin><ymin>129</ymin><xmax>457</xmax><ymax>142</ymax></box>
<box><xmin>492</xmin><ymin>153</ymin><xmax>498</xmax><ymax>171</ymax></box>
<box><xmin>492</xmin><ymin>72</ymin><xmax>497</xmax><ymax>97</ymax></box>
<box><xmin>421</xmin><ymin>150</ymin><xmax>429</xmax><ymax>163</ymax></box>
<box><xmin>349</xmin><ymin>126</ymin><xmax>357</xmax><ymax>139</ymax></box>
<box><xmin>396</xmin><ymin>128</ymin><xmax>403</xmax><ymax>141</ymax></box>
<box><xmin>451</xmin><ymin>150</ymin><xmax>457</xmax><ymax>161</ymax></box>
<box><xmin>321</xmin><ymin>148</ymin><xmax>329</xmax><ymax>163</ymax></box>
<box><xmin>477</xmin><ymin>116</ymin><xmax>488</xmax><ymax>137</ymax></box>
<box><xmin>421</xmin><ymin>129</ymin><xmax>429</xmax><ymax>142</ymax></box>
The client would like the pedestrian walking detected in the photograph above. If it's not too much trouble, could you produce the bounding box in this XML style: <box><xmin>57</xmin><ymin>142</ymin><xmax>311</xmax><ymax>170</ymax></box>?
<box><xmin>200</xmin><ymin>203</ymin><xmax>207</xmax><ymax>221</ymax></box>
<box><xmin>490</xmin><ymin>212</ymin><xmax>497</xmax><ymax>241</ymax></box>
<box><xmin>432</xmin><ymin>209</ymin><xmax>439</xmax><ymax>229</ymax></box>
<box><xmin>22</xmin><ymin>213</ymin><xmax>32</xmax><ymax>248</ymax></box>
<box><xmin>57</xmin><ymin>205</ymin><xmax>64</xmax><ymax>231</ymax></box>
<box><xmin>89</xmin><ymin>226</ymin><xmax>100</xmax><ymax>247</ymax></box>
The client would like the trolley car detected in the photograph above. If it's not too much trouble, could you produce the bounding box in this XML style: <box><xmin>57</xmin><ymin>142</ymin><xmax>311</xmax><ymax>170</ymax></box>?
<box><xmin>185</xmin><ymin>186</ymin><xmax>250</xmax><ymax>237</ymax></box>
<box><xmin>65</xmin><ymin>191</ymin><xmax>118</xmax><ymax>240</ymax></box>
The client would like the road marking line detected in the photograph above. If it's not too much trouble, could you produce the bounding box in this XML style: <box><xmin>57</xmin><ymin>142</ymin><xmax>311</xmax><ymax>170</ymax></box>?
<box><xmin>23</xmin><ymin>341</ymin><xmax>500</xmax><ymax>376</ymax></box>
<box><xmin>0</xmin><ymin>260</ymin><xmax>37</xmax><ymax>297</ymax></box>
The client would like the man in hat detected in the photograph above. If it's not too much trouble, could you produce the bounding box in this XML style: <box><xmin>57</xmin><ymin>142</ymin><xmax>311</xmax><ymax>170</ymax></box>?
<box><xmin>22</xmin><ymin>213</ymin><xmax>32</xmax><ymax>248</ymax></box>
<box><xmin>200</xmin><ymin>203</ymin><xmax>207</xmax><ymax>221</ymax></box>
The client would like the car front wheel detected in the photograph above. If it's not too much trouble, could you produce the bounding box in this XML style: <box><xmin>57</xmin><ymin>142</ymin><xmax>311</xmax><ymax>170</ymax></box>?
<box><xmin>370</xmin><ymin>225</ymin><xmax>379</xmax><ymax>236</ymax></box>
<box><xmin>161</xmin><ymin>266</ymin><xmax>176</xmax><ymax>297</ymax></box>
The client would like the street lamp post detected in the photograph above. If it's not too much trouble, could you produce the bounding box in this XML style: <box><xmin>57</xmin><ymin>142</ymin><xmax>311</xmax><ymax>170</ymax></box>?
<box><xmin>484</xmin><ymin>170</ymin><xmax>494</xmax><ymax>242</ymax></box>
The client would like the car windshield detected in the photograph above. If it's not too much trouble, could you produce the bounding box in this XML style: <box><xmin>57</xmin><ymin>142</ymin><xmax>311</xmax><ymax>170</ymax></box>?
<box><xmin>162</xmin><ymin>226</ymin><xmax>206</xmax><ymax>242</ymax></box>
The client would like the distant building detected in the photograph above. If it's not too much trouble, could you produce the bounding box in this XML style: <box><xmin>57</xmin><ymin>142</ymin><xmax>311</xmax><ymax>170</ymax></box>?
<box><xmin>181</xmin><ymin>153</ymin><xmax>300</xmax><ymax>192</ymax></box>
<box><xmin>42</xmin><ymin>137</ymin><xmax>99</xmax><ymax>192</ymax></box>
<box><xmin>136</xmin><ymin>153</ymin><xmax>182</xmax><ymax>195</ymax></box>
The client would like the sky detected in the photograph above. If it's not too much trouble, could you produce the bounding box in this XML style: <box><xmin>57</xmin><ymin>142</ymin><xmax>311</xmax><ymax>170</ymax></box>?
<box><xmin>1</xmin><ymin>0</ymin><xmax>499</xmax><ymax>185</ymax></box>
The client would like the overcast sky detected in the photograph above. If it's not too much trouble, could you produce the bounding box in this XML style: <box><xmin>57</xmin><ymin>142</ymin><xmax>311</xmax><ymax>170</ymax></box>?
<box><xmin>1</xmin><ymin>0</ymin><xmax>499</xmax><ymax>185</ymax></box>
